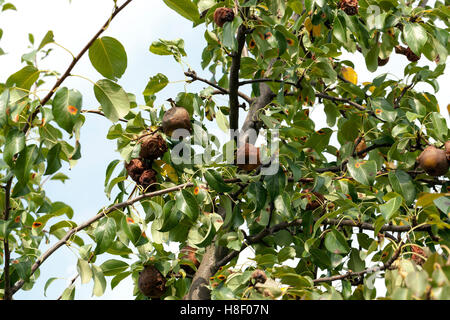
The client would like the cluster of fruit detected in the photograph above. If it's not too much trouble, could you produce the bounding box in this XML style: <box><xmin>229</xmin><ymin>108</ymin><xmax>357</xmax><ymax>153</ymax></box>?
<box><xmin>125</xmin><ymin>104</ymin><xmax>191</xmax><ymax>190</ymax></box>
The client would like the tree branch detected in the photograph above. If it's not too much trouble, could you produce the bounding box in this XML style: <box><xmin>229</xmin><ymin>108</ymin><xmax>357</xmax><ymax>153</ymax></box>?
<box><xmin>184</xmin><ymin>69</ymin><xmax>252</xmax><ymax>104</ymax></box>
<box><xmin>229</xmin><ymin>24</ymin><xmax>249</xmax><ymax>138</ymax></box>
<box><xmin>2</xmin><ymin>178</ymin><xmax>13</xmax><ymax>300</ymax></box>
<box><xmin>9</xmin><ymin>178</ymin><xmax>240</xmax><ymax>295</ymax></box>
<box><xmin>313</xmin><ymin>242</ymin><xmax>403</xmax><ymax>284</ymax></box>
<box><xmin>81</xmin><ymin>109</ymin><xmax>128</xmax><ymax>123</ymax></box>
<box><xmin>21</xmin><ymin>0</ymin><xmax>134</xmax><ymax>134</ymax></box>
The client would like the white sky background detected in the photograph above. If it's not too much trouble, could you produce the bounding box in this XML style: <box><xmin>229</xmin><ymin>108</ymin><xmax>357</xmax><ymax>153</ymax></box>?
<box><xmin>0</xmin><ymin>0</ymin><xmax>448</xmax><ymax>300</ymax></box>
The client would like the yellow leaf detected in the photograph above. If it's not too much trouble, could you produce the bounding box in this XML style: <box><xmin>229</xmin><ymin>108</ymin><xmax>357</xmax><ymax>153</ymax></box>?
<box><xmin>447</xmin><ymin>104</ymin><xmax>450</xmax><ymax>116</ymax></box>
<box><xmin>416</xmin><ymin>193</ymin><xmax>450</xmax><ymax>208</ymax></box>
<box><xmin>312</xmin><ymin>24</ymin><xmax>321</xmax><ymax>37</ymax></box>
<box><xmin>153</xmin><ymin>160</ymin><xmax>178</xmax><ymax>183</ymax></box>
<box><xmin>362</xmin><ymin>82</ymin><xmax>375</xmax><ymax>93</ymax></box>
<box><xmin>341</xmin><ymin>67</ymin><xmax>358</xmax><ymax>85</ymax></box>
<box><xmin>305</xmin><ymin>17</ymin><xmax>313</xmax><ymax>32</ymax></box>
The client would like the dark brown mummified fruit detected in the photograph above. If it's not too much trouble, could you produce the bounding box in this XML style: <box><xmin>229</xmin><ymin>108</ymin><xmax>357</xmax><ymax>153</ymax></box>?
<box><xmin>213</xmin><ymin>7</ymin><xmax>235</xmax><ymax>27</ymax></box>
<box><xmin>138</xmin><ymin>265</ymin><xmax>167</xmax><ymax>299</ymax></box>
<box><xmin>180</xmin><ymin>246</ymin><xmax>200</xmax><ymax>275</ymax></box>
<box><xmin>162</xmin><ymin>107</ymin><xmax>192</xmax><ymax>137</ymax></box>
<box><xmin>139</xmin><ymin>169</ymin><xmax>158</xmax><ymax>190</ymax></box>
<box><xmin>302</xmin><ymin>188</ymin><xmax>325</xmax><ymax>211</ymax></box>
<box><xmin>236</xmin><ymin>143</ymin><xmax>261</xmax><ymax>172</ymax></box>
<box><xmin>339</xmin><ymin>0</ymin><xmax>359</xmax><ymax>16</ymax></box>
<box><xmin>139</xmin><ymin>133</ymin><xmax>168</xmax><ymax>160</ymax></box>
<box><xmin>395</xmin><ymin>45</ymin><xmax>420</xmax><ymax>62</ymax></box>
<box><xmin>354</xmin><ymin>137</ymin><xmax>367</xmax><ymax>158</ymax></box>
<box><xmin>378</xmin><ymin>56</ymin><xmax>390</xmax><ymax>66</ymax></box>
<box><xmin>125</xmin><ymin>158</ymin><xmax>146</xmax><ymax>182</ymax></box>
<box><xmin>418</xmin><ymin>145</ymin><xmax>449</xmax><ymax>176</ymax></box>
<box><xmin>444</xmin><ymin>141</ymin><xmax>450</xmax><ymax>162</ymax></box>
<box><xmin>251</xmin><ymin>269</ymin><xmax>267</xmax><ymax>285</ymax></box>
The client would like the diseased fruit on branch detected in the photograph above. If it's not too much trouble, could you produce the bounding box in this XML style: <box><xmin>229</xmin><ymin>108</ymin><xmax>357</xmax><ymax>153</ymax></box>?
<box><xmin>125</xmin><ymin>158</ymin><xmax>147</xmax><ymax>182</ymax></box>
<box><xmin>213</xmin><ymin>7</ymin><xmax>234</xmax><ymax>27</ymax></box>
<box><xmin>354</xmin><ymin>137</ymin><xmax>367</xmax><ymax>158</ymax></box>
<box><xmin>444</xmin><ymin>141</ymin><xmax>450</xmax><ymax>161</ymax></box>
<box><xmin>339</xmin><ymin>0</ymin><xmax>358</xmax><ymax>16</ymax></box>
<box><xmin>139</xmin><ymin>169</ymin><xmax>158</xmax><ymax>190</ymax></box>
<box><xmin>411</xmin><ymin>245</ymin><xmax>426</xmax><ymax>266</ymax></box>
<box><xmin>395</xmin><ymin>45</ymin><xmax>420</xmax><ymax>62</ymax></box>
<box><xmin>162</xmin><ymin>106</ymin><xmax>192</xmax><ymax>137</ymax></box>
<box><xmin>251</xmin><ymin>269</ymin><xmax>267</xmax><ymax>285</ymax></box>
<box><xmin>138</xmin><ymin>265</ymin><xmax>167</xmax><ymax>299</ymax></box>
<box><xmin>139</xmin><ymin>133</ymin><xmax>167</xmax><ymax>160</ymax></box>
<box><xmin>236</xmin><ymin>143</ymin><xmax>261</xmax><ymax>172</ymax></box>
<box><xmin>302</xmin><ymin>188</ymin><xmax>325</xmax><ymax>211</ymax></box>
<box><xmin>180</xmin><ymin>246</ymin><xmax>200</xmax><ymax>275</ymax></box>
<box><xmin>378</xmin><ymin>56</ymin><xmax>390</xmax><ymax>66</ymax></box>
<box><xmin>418</xmin><ymin>145</ymin><xmax>449</xmax><ymax>176</ymax></box>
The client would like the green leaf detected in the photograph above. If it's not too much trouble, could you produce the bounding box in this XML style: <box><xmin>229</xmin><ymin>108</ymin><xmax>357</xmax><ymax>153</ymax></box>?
<box><xmin>434</xmin><ymin>197</ymin><xmax>450</xmax><ymax>214</ymax></box>
<box><xmin>163</xmin><ymin>0</ymin><xmax>200</xmax><ymax>24</ymax></box>
<box><xmin>77</xmin><ymin>258</ymin><xmax>93</xmax><ymax>284</ymax></box>
<box><xmin>149</xmin><ymin>38</ymin><xmax>187</xmax><ymax>62</ymax></box>
<box><xmin>93</xmin><ymin>79</ymin><xmax>130</xmax><ymax>123</ymax></box>
<box><xmin>88</xmin><ymin>36</ymin><xmax>127</xmax><ymax>80</ymax></box>
<box><xmin>333</xmin><ymin>14</ymin><xmax>347</xmax><ymax>43</ymax></box>
<box><xmin>6</xmin><ymin>65</ymin><xmax>40</xmax><ymax>90</ymax></box>
<box><xmin>43</xmin><ymin>277</ymin><xmax>60</xmax><ymax>297</ymax></box>
<box><xmin>0</xmin><ymin>89</ymin><xmax>9</xmax><ymax>128</ymax></box>
<box><xmin>195</xmin><ymin>216</ymin><xmax>216</xmax><ymax>247</ymax></box>
<box><xmin>38</xmin><ymin>30</ymin><xmax>54</xmax><ymax>50</ymax></box>
<box><xmin>121</xmin><ymin>215</ymin><xmax>147</xmax><ymax>246</ymax></box>
<box><xmin>104</xmin><ymin>159</ymin><xmax>120</xmax><ymax>187</ymax></box>
<box><xmin>247</xmin><ymin>181</ymin><xmax>267</xmax><ymax>213</ymax></box>
<box><xmin>388</xmin><ymin>170</ymin><xmax>416</xmax><ymax>206</ymax></box>
<box><xmin>52</xmin><ymin>87</ymin><xmax>82</xmax><ymax>134</ymax></box>
<box><xmin>215</xmin><ymin>108</ymin><xmax>229</xmax><ymax>133</ymax></box>
<box><xmin>204</xmin><ymin>169</ymin><xmax>232</xmax><ymax>193</ymax></box>
<box><xmin>111</xmin><ymin>271</ymin><xmax>131</xmax><ymax>290</ymax></box>
<box><xmin>405</xmin><ymin>270</ymin><xmax>428</xmax><ymax>297</ymax></box>
<box><xmin>60</xmin><ymin>285</ymin><xmax>75</xmax><ymax>300</ymax></box>
<box><xmin>44</xmin><ymin>143</ymin><xmax>62</xmax><ymax>175</ymax></box>
<box><xmin>278</xmin><ymin>247</ymin><xmax>296</xmax><ymax>263</ymax></box>
<box><xmin>403</xmin><ymin>22</ymin><xmax>427</xmax><ymax>55</ymax></box>
<box><xmin>428</xmin><ymin>112</ymin><xmax>447</xmax><ymax>142</ymax></box>
<box><xmin>143</xmin><ymin>73</ymin><xmax>169</xmax><ymax>96</ymax></box>
<box><xmin>92</xmin><ymin>265</ymin><xmax>107</xmax><ymax>297</ymax></box>
<box><xmin>264</xmin><ymin>167</ymin><xmax>287</xmax><ymax>201</ymax></box>
<box><xmin>380</xmin><ymin>196</ymin><xmax>402</xmax><ymax>222</ymax></box>
<box><xmin>3</xmin><ymin>129</ymin><xmax>25</xmax><ymax>166</ymax></box>
<box><xmin>347</xmin><ymin>158</ymin><xmax>377</xmax><ymax>186</ymax></box>
<box><xmin>100</xmin><ymin>259</ymin><xmax>129</xmax><ymax>276</ymax></box>
<box><xmin>176</xmin><ymin>189</ymin><xmax>199</xmax><ymax>221</ymax></box>
<box><xmin>365</xmin><ymin>45</ymin><xmax>379</xmax><ymax>73</ymax></box>
<box><xmin>324</xmin><ymin>229</ymin><xmax>350</xmax><ymax>255</ymax></box>
<box><xmin>94</xmin><ymin>218</ymin><xmax>117</xmax><ymax>254</ymax></box>
<box><xmin>158</xmin><ymin>200</ymin><xmax>182</xmax><ymax>232</ymax></box>
<box><xmin>279</xmin><ymin>273</ymin><xmax>312</xmax><ymax>288</ymax></box>
<box><xmin>13</xmin><ymin>144</ymin><xmax>39</xmax><ymax>184</ymax></box>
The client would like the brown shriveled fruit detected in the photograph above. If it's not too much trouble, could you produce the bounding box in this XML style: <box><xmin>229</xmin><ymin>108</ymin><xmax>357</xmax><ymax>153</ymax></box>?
<box><xmin>302</xmin><ymin>188</ymin><xmax>325</xmax><ymax>211</ymax></box>
<box><xmin>251</xmin><ymin>269</ymin><xmax>267</xmax><ymax>284</ymax></box>
<box><xmin>236</xmin><ymin>143</ymin><xmax>261</xmax><ymax>172</ymax></box>
<box><xmin>418</xmin><ymin>145</ymin><xmax>449</xmax><ymax>176</ymax></box>
<box><xmin>339</xmin><ymin>0</ymin><xmax>359</xmax><ymax>16</ymax></box>
<box><xmin>378</xmin><ymin>56</ymin><xmax>390</xmax><ymax>66</ymax></box>
<box><xmin>395</xmin><ymin>45</ymin><xmax>420</xmax><ymax>62</ymax></box>
<box><xmin>139</xmin><ymin>133</ymin><xmax>168</xmax><ymax>160</ymax></box>
<box><xmin>162</xmin><ymin>107</ymin><xmax>192</xmax><ymax>137</ymax></box>
<box><xmin>180</xmin><ymin>246</ymin><xmax>200</xmax><ymax>276</ymax></box>
<box><xmin>138</xmin><ymin>265</ymin><xmax>167</xmax><ymax>299</ymax></box>
<box><xmin>213</xmin><ymin>7</ymin><xmax>235</xmax><ymax>27</ymax></box>
<box><xmin>139</xmin><ymin>169</ymin><xmax>158</xmax><ymax>190</ymax></box>
<box><xmin>444</xmin><ymin>141</ymin><xmax>450</xmax><ymax>161</ymax></box>
<box><xmin>354</xmin><ymin>137</ymin><xmax>367</xmax><ymax>158</ymax></box>
<box><xmin>125</xmin><ymin>158</ymin><xmax>147</xmax><ymax>182</ymax></box>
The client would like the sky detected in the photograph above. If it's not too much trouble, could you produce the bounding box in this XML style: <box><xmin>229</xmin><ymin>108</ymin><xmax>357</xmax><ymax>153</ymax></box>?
<box><xmin>0</xmin><ymin>0</ymin><xmax>448</xmax><ymax>300</ymax></box>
